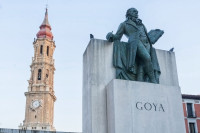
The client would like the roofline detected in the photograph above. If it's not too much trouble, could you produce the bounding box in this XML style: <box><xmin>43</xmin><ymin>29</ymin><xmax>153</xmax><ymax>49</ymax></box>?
<box><xmin>182</xmin><ymin>94</ymin><xmax>200</xmax><ymax>100</ymax></box>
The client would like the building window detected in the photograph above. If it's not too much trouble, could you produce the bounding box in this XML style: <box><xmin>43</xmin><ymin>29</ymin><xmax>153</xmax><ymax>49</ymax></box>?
<box><xmin>47</xmin><ymin>46</ymin><xmax>49</xmax><ymax>56</ymax></box>
<box><xmin>40</xmin><ymin>45</ymin><xmax>43</xmax><ymax>54</ymax></box>
<box><xmin>38</xmin><ymin>69</ymin><xmax>42</xmax><ymax>80</ymax></box>
<box><xmin>187</xmin><ymin>103</ymin><xmax>195</xmax><ymax>117</ymax></box>
<box><xmin>189</xmin><ymin>123</ymin><xmax>196</xmax><ymax>133</ymax></box>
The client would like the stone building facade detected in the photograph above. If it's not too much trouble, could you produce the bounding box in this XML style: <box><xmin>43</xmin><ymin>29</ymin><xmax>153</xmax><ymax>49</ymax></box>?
<box><xmin>19</xmin><ymin>9</ymin><xmax>56</xmax><ymax>131</ymax></box>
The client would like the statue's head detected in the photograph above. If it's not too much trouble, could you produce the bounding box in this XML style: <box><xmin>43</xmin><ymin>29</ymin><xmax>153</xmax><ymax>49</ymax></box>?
<box><xmin>126</xmin><ymin>8</ymin><xmax>138</xmax><ymax>19</ymax></box>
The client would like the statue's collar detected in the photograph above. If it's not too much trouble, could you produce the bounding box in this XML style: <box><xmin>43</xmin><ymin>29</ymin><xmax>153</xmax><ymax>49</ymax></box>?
<box><xmin>125</xmin><ymin>19</ymin><xmax>138</xmax><ymax>29</ymax></box>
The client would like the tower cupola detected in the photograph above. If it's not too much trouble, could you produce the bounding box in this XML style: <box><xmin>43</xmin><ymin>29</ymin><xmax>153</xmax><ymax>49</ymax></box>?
<box><xmin>36</xmin><ymin>8</ymin><xmax>53</xmax><ymax>40</ymax></box>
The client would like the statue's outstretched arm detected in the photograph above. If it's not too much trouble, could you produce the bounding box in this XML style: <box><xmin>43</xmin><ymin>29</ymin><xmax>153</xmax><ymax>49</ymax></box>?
<box><xmin>106</xmin><ymin>23</ymin><xmax>124</xmax><ymax>42</ymax></box>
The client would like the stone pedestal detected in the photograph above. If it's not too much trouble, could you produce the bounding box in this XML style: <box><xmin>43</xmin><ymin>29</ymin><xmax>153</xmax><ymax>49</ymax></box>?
<box><xmin>83</xmin><ymin>39</ymin><xmax>184</xmax><ymax>133</ymax></box>
<box><xmin>106</xmin><ymin>79</ymin><xmax>186</xmax><ymax>133</ymax></box>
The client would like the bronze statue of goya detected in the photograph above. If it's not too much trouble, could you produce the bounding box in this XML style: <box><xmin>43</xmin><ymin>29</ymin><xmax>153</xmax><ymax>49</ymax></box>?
<box><xmin>106</xmin><ymin>8</ymin><xmax>164</xmax><ymax>84</ymax></box>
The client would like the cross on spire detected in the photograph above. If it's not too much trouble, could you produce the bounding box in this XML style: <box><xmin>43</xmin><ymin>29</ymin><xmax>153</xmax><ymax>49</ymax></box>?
<box><xmin>46</xmin><ymin>4</ymin><xmax>48</xmax><ymax>10</ymax></box>
<box><xmin>46</xmin><ymin>0</ymin><xmax>49</xmax><ymax>9</ymax></box>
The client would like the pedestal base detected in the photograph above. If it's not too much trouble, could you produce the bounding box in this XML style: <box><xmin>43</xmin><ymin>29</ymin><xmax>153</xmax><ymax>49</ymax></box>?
<box><xmin>106</xmin><ymin>79</ymin><xmax>186</xmax><ymax>133</ymax></box>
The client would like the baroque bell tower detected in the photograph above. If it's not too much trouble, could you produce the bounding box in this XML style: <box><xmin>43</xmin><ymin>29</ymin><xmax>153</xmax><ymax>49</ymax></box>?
<box><xmin>19</xmin><ymin>8</ymin><xmax>56</xmax><ymax>131</ymax></box>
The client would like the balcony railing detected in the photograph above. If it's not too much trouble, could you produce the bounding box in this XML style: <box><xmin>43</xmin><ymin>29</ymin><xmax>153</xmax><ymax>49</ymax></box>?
<box><xmin>187</xmin><ymin>111</ymin><xmax>197</xmax><ymax>118</ymax></box>
<box><xmin>32</xmin><ymin>57</ymin><xmax>54</xmax><ymax>64</ymax></box>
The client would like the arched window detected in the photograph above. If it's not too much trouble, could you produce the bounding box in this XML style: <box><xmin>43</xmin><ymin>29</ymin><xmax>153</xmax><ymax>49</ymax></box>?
<box><xmin>47</xmin><ymin>46</ymin><xmax>49</xmax><ymax>56</ymax></box>
<box><xmin>38</xmin><ymin>69</ymin><xmax>42</xmax><ymax>80</ymax></box>
<box><xmin>40</xmin><ymin>45</ymin><xmax>43</xmax><ymax>54</ymax></box>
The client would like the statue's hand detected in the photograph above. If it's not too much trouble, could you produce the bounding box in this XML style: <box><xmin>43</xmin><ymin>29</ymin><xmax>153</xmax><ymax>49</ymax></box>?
<box><xmin>106</xmin><ymin>32</ymin><xmax>114</xmax><ymax>42</ymax></box>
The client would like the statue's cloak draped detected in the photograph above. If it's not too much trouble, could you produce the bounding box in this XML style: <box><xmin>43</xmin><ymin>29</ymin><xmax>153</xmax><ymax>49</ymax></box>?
<box><xmin>113</xmin><ymin>40</ymin><xmax>161</xmax><ymax>83</ymax></box>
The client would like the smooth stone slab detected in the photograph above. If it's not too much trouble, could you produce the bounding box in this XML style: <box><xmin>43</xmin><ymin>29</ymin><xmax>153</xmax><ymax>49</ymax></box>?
<box><xmin>83</xmin><ymin>39</ymin><xmax>180</xmax><ymax>133</ymax></box>
<box><xmin>83</xmin><ymin>39</ymin><xmax>115</xmax><ymax>133</ymax></box>
<box><xmin>156</xmin><ymin>49</ymin><xmax>179</xmax><ymax>86</ymax></box>
<box><xmin>106</xmin><ymin>79</ymin><xmax>185</xmax><ymax>133</ymax></box>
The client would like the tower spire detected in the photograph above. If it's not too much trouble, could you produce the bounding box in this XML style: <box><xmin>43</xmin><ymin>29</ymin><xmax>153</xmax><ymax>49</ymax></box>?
<box><xmin>36</xmin><ymin>8</ymin><xmax>53</xmax><ymax>40</ymax></box>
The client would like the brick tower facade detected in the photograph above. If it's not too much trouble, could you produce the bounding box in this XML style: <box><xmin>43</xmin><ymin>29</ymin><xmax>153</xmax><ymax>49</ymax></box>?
<box><xmin>19</xmin><ymin>9</ymin><xmax>56</xmax><ymax>131</ymax></box>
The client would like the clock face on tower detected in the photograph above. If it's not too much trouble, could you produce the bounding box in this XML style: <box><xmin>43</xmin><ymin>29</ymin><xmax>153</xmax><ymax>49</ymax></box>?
<box><xmin>30</xmin><ymin>100</ymin><xmax>41</xmax><ymax>110</ymax></box>
<box><xmin>33</xmin><ymin>100</ymin><xmax>40</xmax><ymax>108</ymax></box>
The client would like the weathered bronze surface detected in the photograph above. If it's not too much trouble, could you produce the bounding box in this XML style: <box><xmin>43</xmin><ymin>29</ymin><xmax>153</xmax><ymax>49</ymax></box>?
<box><xmin>106</xmin><ymin>8</ymin><xmax>164</xmax><ymax>84</ymax></box>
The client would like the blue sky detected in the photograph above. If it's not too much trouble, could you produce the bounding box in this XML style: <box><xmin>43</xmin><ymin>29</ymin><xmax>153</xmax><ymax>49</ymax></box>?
<box><xmin>0</xmin><ymin>0</ymin><xmax>200</xmax><ymax>132</ymax></box>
